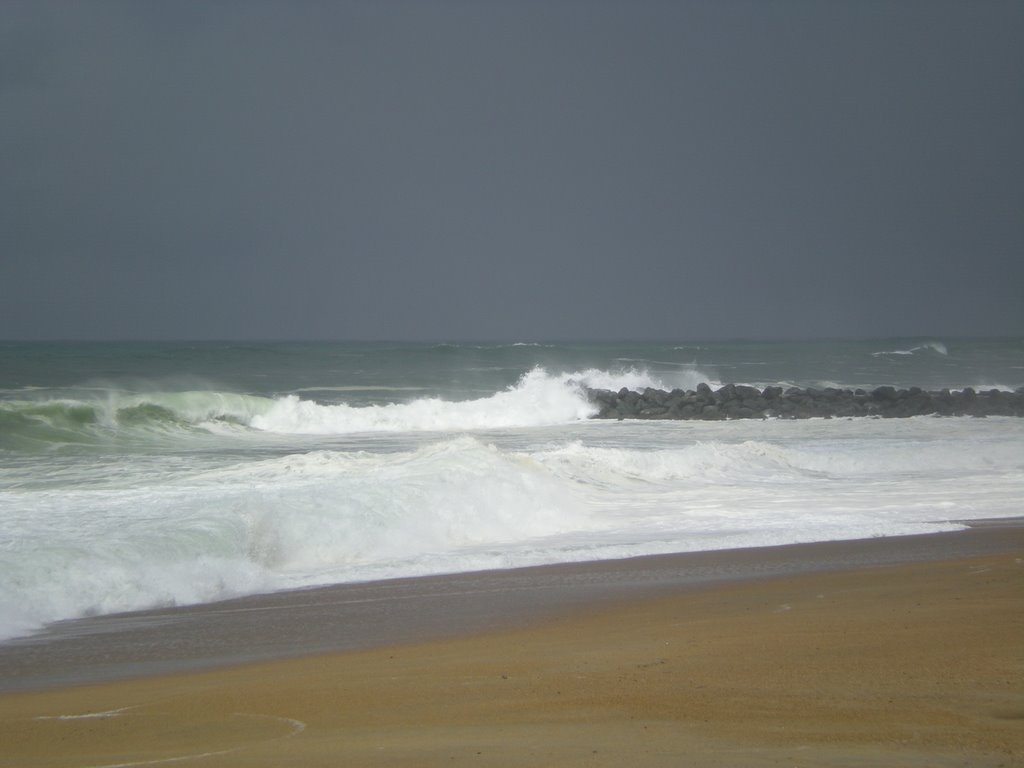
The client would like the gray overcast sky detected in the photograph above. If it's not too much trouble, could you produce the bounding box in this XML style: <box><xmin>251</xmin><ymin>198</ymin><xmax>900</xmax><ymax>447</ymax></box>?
<box><xmin>2</xmin><ymin>0</ymin><xmax>1022</xmax><ymax>341</ymax></box>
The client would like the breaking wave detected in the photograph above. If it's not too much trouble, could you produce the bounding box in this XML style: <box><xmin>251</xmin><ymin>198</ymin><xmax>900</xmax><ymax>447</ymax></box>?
<box><xmin>0</xmin><ymin>367</ymin><xmax>715</xmax><ymax>448</ymax></box>
<box><xmin>251</xmin><ymin>368</ymin><xmax>599</xmax><ymax>434</ymax></box>
<box><xmin>250</xmin><ymin>367</ymin><xmax>719</xmax><ymax>434</ymax></box>
<box><xmin>0</xmin><ymin>392</ymin><xmax>274</xmax><ymax>450</ymax></box>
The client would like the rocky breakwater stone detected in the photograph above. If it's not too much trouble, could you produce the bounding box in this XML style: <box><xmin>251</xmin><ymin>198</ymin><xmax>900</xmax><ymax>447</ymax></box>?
<box><xmin>584</xmin><ymin>384</ymin><xmax>1024</xmax><ymax>420</ymax></box>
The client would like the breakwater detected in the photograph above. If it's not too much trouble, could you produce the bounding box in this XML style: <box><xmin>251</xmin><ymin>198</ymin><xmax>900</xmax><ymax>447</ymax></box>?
<box><xmin>585</xmin><ymin>384</ymin><xmax>1024</xmax><ymax>420</ymax></box>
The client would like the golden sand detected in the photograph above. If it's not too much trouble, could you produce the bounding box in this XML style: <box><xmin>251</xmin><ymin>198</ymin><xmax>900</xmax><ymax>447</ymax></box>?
<box><xmin>2</xmin><ymin>553</ymin><xmax>1022</xmax><ymax>767</ymax></box>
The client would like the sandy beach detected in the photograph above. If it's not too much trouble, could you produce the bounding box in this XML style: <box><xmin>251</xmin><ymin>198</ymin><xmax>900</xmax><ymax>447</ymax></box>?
<box><xmin>1</xmin><ymin>525</ymin><xmax>1022</xmax><ymax>767</ymax></box>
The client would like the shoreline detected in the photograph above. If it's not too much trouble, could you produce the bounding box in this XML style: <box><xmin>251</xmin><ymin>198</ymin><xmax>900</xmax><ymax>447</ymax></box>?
<box><xmin>1</xmin><ymin>520</ymin><xmax>1021</xmax><ymax>693</ymax></box>
<box><xmin>1</xmin><ymin>523</ymin><xmax>1021</xmax><ymax>767</ymax></box>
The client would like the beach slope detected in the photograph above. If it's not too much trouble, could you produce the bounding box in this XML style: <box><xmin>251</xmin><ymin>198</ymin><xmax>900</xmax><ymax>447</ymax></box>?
<box><xmin>2</xmin><ymin>531</ymin><xmax>1023</xmax><ymax>766</ymax></box>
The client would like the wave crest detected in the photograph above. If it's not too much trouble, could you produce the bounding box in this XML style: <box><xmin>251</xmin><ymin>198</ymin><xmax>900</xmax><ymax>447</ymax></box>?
<box><xmin>249</xmin><ymin>366</ymin><xmax>705</xmax><ymax>435</ymax></box>
<box><xmin>0</xmin><ymin>392</ymin><xmax>274</xmax><ymax>449</ymax></box>
<box><xmin>0</xmin><ymin>365</ymin><xmax>717</xmax><ymax>446</ymax></box>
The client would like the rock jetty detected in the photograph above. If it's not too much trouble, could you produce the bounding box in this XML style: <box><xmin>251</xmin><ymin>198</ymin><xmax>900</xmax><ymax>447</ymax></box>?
<box><xmin>584</xmin><ymin>384</ymin><xmax>1024</xmax><ymax>420</ymax></box>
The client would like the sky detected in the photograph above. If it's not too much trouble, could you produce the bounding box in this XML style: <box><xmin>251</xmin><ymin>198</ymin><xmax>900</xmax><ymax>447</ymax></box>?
<box><xmin>1</xmin><ymin>0</ymin><xmax>1022</xmax><ymax>341</ymax></box>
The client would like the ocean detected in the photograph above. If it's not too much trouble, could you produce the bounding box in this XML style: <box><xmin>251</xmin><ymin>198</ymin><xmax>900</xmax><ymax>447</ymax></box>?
<box><xmin>1</xmin><ymin>338</ymin><xmax>1022</xmax><ymax>642</ymax></box>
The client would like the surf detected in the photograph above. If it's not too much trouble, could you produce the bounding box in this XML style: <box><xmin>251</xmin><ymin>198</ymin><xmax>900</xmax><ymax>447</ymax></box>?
<box><xmin>249</xmin><ymin>366</ymin><xmax>713</xmax><ymax>435</ymax></box>
<box><xmin>0</xmin><ymin>366</ymin><xmax>719</xmax><ymax>449</ymax></box>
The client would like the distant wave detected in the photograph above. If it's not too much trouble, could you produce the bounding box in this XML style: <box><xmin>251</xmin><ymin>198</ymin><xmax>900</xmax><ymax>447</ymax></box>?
<box><xmin>615</xmin><ymin>357</ymin><xmax>707</xmax><ymax>367</ymax></box>
<box><xmin>431</xmin><ymin>342</ymin><xmax>556</xmax><ymax>350</ymax></box>
<box><xmin>871</xmin><ymin>341</ymin><xmax>948</xmax><ymax>357</ymax></box>
<box><xmin>291</xmin><ymin>386</ymin><xmax>429</xmax><ymax>393</ymax></box>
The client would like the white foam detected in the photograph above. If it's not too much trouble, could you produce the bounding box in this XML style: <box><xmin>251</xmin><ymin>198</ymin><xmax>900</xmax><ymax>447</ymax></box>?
<box><xmin>248</xmin><ymin>366</ymin><xmax>709</xmax><ymax>435</ymax></box>
<box><xmin>0</xmin><ymin>437</ymin><xmax>591</xmax><ymax>639</ymax></box>
<box><xmin>2</xmin><ymin>415</ymin><xmax>1022</xmax><ymax>643</ymax></box>
<box><xmin>243</xmin><ymin>438</ymin><xmax>591</xmax><ymax>573</ymax></box>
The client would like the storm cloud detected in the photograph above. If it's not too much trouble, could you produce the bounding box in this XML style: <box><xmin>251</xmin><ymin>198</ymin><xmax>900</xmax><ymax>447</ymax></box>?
<box><xmin>2</xmin><ymin>0</ymin><xmax>1022</xmax><ymax>340</ymax></box>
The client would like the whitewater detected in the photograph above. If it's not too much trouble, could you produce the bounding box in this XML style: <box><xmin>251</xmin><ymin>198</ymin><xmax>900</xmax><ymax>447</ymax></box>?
<box><xmin>1</xmin><ymin>339</ymin><xmax>1022</xmax><ymax>642</ymax></box>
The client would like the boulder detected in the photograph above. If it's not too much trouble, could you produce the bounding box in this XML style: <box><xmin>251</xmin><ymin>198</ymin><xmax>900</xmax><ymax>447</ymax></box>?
<box><xmin>582</xmin><ymin>384</ymin><xmax>1024</xmax><ymax>421</ymax></box>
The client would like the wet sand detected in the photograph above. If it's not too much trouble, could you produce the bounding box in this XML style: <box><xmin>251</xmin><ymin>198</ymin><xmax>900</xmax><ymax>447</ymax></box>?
<box><xmin>1</xmin><ymin>525</ymin><xmax>1022</xmax><ymax>766</ymax></box>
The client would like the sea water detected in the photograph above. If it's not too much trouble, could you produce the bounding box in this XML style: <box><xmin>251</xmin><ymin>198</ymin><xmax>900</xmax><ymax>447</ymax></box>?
<box><xmin>1</xmin><ymin>338</ymin><xmax>1022</xmax><ymax>641</ymax></box>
